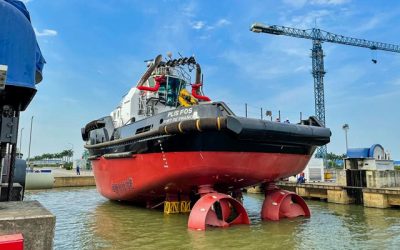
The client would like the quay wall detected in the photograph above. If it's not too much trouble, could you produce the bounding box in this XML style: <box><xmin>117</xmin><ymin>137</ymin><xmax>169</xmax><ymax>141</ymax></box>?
<box><xmin>336</xmin><ymin>169</ymin><xmax>400</xmax><ymax>188</ymax></box>
<box><xmin>54</xmin><ymin>176</ymin><xmax>96</xmax><ymax>188</ymax></box>
<box><xmin>366</xmin><ymin>170</ymin><xmax>400</xmax><ymax>188</ymax></box>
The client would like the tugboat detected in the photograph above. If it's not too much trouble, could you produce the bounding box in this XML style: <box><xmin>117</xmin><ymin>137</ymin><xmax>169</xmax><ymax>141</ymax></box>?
<box><xmin>82</xmin><ymin>54</ymin><xmax>331</xmax><ymax>230</ymax></box>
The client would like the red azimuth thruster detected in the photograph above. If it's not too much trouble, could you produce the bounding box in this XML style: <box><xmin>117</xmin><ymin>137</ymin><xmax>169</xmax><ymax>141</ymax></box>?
<box><xmin>188</xmin><ymin>186</ymin><xmax>250</xmax><ymax>231</ymax></box>
<box><xmin>261</xmin><ymin>183</ymin><xmax>310</xmax><ymax>221</ymax></box>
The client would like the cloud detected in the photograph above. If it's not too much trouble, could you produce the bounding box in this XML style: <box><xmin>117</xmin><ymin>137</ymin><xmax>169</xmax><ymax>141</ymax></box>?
<box><xmin>310</xmin><ymin>0</ymin><xmax>350</xmax><ymax>5</ymax></box>
<box><xmin>282</xmin><ymin>0</ymin><xmax>307</xmax><ymax>8</ymax></box>
<box><xmin>181</xmin><ymin>2</ymin><xmax>197</xmax><ymax>17</ymax></box>
<box><xmin>216</xmin><ymin>18</ymin><xmax>231</xmax><ymax>27</ymax></box>
<box><xmin>34</xmin><ymin>28</ymin><xmax>58</xmax><ymax>37</ymax></box>
<box><xmin>392</xmin><ymin>78</ymin><xmax>400</xmax><ymax>86</ymax></box>
<box><xmin>354</xmin><ymin>12</ymin><xmax>397</xmax><ymax>33</ymax></box>
<box><xmin>369</xmin><ymin>89</ymin><xmax>400</xmax><ymax>100</ymax></box>
<box><xmin>62</xmin><ymin>97</ymin><xmax>79</xmax><ymax>104</ymax></box>
<box><xmin>272</xmin><ymin>82</ymin><xmax>311</xmax><ymax>107</ymax></box>
<box><xmin>142</xmin><ymin>8</ymin><xmax>158</xmax><ymax>15</ymax></box>
<box><xmin>163</xmin><ymin>24</ymin><xmax>180</xmax><ymax>31</ymax></box>
<box><xmin>222</xmin><ymin>50</ymin><xmax>288</xmax><ymax>81</ymax></box>
<box><xmin>355</xmin><ymin>16</ymin><xmax>381</xmax><ymax>32</ymax></box>
<box><xmin>282</xmin><ymin>0</ymin><xmax>349</xmax><ymax>8</ymax></box>
<box><xmin>204</xmin><ymin>19</ymin><xmax>232</xmax><ymax>31</ymax></box>
<box><xmin>294</xmin><ymin>65</ymin><xmax>310</xmax><ymax>72</ymax></box>
<box><xmin>285</xmin><ymin>9</ymin><xmax>331</xmax><ymax>28</ymax></box>
<box><xmin>199</xmin><ymin>35</ymin><xmax>211</xmax><ymax>40</ymax></box>
<box><xmin>191</xmin><ymin>21</ymin><xmax>205</xmax><ymax>30</ymax></box>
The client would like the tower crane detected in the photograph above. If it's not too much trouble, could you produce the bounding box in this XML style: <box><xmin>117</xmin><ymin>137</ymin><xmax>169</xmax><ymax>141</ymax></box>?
<box><xmin>250</xmin><ymin>22</ymin><xmax>400</xmax><ymax>158</ymax></box>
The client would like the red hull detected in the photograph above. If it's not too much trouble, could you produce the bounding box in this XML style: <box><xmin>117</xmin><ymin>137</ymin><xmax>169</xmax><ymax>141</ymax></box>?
<box><xmin>92</xmin><ymin>151</ymin><xmax>311</xmax><ymax>202</ymax></box>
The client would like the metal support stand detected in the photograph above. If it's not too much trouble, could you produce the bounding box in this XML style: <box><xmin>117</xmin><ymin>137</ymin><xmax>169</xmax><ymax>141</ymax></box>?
<box><xmin>0</xmin><ymin>105</ymin><xmax>20</xmax><ymax>201</ymax></box>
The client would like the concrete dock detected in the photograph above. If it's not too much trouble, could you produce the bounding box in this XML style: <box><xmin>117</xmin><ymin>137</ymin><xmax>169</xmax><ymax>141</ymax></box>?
<box><xmin>52</xmin><ymin>168</ymin><xmax>96</xmax><ymax>187</ymax></box>
<box><xmin>53</xmin><ymin>176</ymin><xmax>95</xmax><ymax>187</ymax></box>
<box><xmin>248</xmin><ymin>181</ymin><xmax>400</xmax><ymax>209</ymax></box>
<box><xmin>363</xmin><ymin>187</ymin><xmax>400</xmax><ymax>208</ymax></box>
<box><xmin>0</xmin><ymin>201</ymin><xmax>55</xmax><ymax>250</ymax></box>
<box><xmin>277</xmin><ymin>182</ymin><xmax>354</xmax><ymax>204</ymax></box>
<box><xmin>30</xmin><ymin>167</ymin><xmax>96</xmax><ymax>190</ymax></box>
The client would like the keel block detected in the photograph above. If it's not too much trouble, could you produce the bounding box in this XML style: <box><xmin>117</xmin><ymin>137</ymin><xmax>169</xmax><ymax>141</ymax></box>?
<box><xmin>180</xmin><ymin>200</ymin><xmax>191</xmax><ymax>213</ymax></box>
<box><xmin>164</xmin><ymin>201</ymin><xmax>180</xmax><ymax>214</ymax></box>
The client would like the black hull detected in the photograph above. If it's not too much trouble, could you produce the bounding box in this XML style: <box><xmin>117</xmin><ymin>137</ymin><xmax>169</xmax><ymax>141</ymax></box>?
<box><xmin>85</xmin><ymin>114</ymin><xmax>330</xmax><ymax>160</ymax></box>
<box><xmin>87</xmin><ymin>130</ymin><xmax>317</xmax><ymax>158</ymax></box>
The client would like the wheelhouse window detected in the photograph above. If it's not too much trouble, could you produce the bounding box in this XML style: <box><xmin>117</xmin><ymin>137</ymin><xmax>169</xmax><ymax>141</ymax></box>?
<box><xmin>158</xmin><ymin>76</ymin><xmax>185</xmax><ymax>106</ymax></box>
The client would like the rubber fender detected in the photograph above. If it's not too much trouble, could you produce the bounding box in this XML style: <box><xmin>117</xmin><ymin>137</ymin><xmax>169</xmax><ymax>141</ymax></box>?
<box><xmin>179</xmin><ymin>119</ymin><xmax>198</xmax><ymax>133</ymax></box>
<box><xmin>199</xmin><ymin>117</ymin><xmax>226</xmax><ymax>131</ymax></box>
<box><xmin>159</xmin><ymin>117</ymin><xmax>227</xmax><ymax>135</ymax></box>
<box><xmin>163</xmin><ymin>122</ymin><xmax>181</xmax><ymax>134</ymax></box>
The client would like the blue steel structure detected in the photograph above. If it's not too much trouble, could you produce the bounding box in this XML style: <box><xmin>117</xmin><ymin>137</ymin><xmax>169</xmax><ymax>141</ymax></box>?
<box><xmin>250</xmin><ymin>23</ymin><xmax>400</xmax><ymax>158</ymax></box>
<box><xmin>0</xmin><ymin>0</ymin><xmax>45</xmax><ymax>201</ymax></box>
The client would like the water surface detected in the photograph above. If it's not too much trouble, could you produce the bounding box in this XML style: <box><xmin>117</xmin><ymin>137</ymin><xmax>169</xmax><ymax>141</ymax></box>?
<box><xmin>26</xmin><ymin>187</ymin><xmax>400</xmax><ymax>250</ymax></box>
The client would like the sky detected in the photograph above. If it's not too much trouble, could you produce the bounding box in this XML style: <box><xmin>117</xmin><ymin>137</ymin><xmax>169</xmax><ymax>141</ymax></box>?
<box><xmin>18</xmin><ymin>0</ymin><xmax>400</xmax><ymax>160</ymax></box>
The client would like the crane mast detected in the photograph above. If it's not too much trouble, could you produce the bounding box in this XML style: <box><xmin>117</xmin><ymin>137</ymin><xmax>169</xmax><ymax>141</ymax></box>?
<box><xmin>251</xmin><ymin>22</ymin><xmax>400</xmax><ymax>158</ymax></box>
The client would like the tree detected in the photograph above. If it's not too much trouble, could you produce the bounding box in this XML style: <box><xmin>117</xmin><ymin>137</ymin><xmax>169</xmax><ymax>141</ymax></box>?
<box><xmin>326</xmin><ymin>152</ymin><xmax>345</xmax><ymax>168</ymax></box>
<box><xmin>29</xmin><ymin>148</ymin><xmax>75</xmax><ymax>164</ymax></box>
<box><xmin>82</xmin><ymin>149</ymin><xmax>91</xmax><ymax>170</ymax></box>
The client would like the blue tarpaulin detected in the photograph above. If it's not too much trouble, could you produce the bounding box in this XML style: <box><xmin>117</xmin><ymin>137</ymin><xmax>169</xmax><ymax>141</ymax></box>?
<box><xmin>347</xmin><ymin>148</ymin><xmax>370</xmax><ymax>159</ymax></box>
<box><xmin>347</xmin><ymin>144</ymin><xmax>384</xmax><ymax>159</ymax></box>
<box><xmin>0</xmin><ymin>0</ymin><xmax>45</xmax><ymax>89</ymax></box>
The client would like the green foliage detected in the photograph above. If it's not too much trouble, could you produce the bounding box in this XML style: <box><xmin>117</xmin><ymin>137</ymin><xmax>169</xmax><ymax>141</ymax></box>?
<box><xmin>326</xmin><ymin>152</ymin><xmax>346</xmax><ymax>161</ymax></box>
<box><xmin>29</xmin><ymin>149</ymin><xmax>74</xmax><ymax>162</ymax></box>
<box><xmin>395</xmin><ymin>165</ymin><xmax>400</xmax><ymax>171</ymax></box>
<box><xmin>326</xmin><ymin>152</ymin><xmax>346</xmax><ymax>169</ymax></box>
<box><xmin>82</xmin><ymin>149</ymin><xmax>92</xmax><ymax>170</ymax></box>
<box><xmin>82</xmin><ymin>149</ymin><xmax>89</xmax><ymax>159</ymax></box>
<box><xmin>64</xmin><ymin>162</ymin><xmax>73</xmax><ymax>170</ymax></box>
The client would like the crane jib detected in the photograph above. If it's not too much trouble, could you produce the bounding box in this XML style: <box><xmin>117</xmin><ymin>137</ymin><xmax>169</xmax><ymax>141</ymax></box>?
<box><xmin>251</xmin><ymin>23</ymin><xmax>400</xmax><ymax>53</ymax></box>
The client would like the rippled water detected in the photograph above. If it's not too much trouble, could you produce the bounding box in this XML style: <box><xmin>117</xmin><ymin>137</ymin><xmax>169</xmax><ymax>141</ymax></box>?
<box><xmin>25</xmin><ymin>187</ymin><xmax>400</xmax><ymax>250</ymax></box>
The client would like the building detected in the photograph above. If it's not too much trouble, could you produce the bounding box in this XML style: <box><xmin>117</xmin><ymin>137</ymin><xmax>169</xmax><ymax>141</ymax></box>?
<box><xmin>345</xmin><ymin>144</ymin><xmax>394</xmax><ymax>171</ymax></box>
